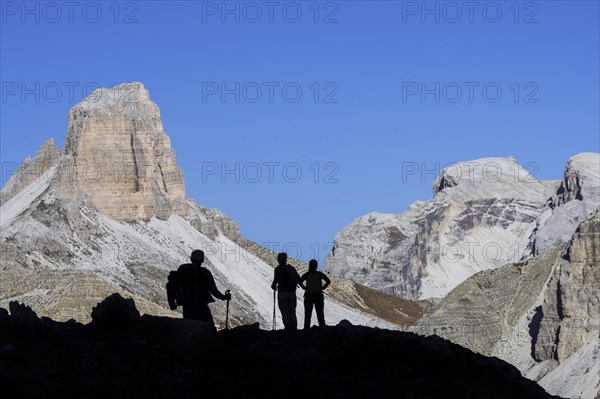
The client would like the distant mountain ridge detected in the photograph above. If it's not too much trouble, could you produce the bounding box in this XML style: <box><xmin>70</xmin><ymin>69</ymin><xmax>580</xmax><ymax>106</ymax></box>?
<box><xmin>323</xmin><ymin>145</ymin><xmax>599</xmax><ymax>398</ymax></box>
<box><xmin>325</xmin><ymin>153</ymin><xmax>599</xmax><ymax>300</ymax></box>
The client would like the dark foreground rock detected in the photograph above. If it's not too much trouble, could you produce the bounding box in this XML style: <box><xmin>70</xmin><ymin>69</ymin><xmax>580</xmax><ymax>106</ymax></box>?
<box><xmin>90</xmin><ymin>293</ymin><xmax>141</xmax><ymax>329</ymax></box>
<box><xmin>0</xmin><ymin>305</ymin><xmax>559</xmax><ymax>399</ymax></box>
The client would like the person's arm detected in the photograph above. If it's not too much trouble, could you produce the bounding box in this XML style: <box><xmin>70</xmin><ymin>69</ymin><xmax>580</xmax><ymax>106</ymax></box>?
<box><xmin>206</xmin><ymin>270</ymin><xmax>228</xmax><ymax>300</ymax></box>
<box><xmin>271</xmin><ymin>268</ymin><xmax>278</xmax><ymax>291</ymax></box>
<box><xmin>298</xmin><ymin>273</ymin><xmax>307</xmax><ymax>290</ymax></box>
<box><xmin>294</xmin><ymin>269</ymin><xmax>301</xmax><ymax>288</ymax></box>
<box><xmin>166</xmin><ymin>271</ymin><xmax>178</xmax><ymax>310</ymax></box>
<box><xmin>321</xmin><ymin>272</ymin><xmax>331</xmax><ymax>290</ymax></box>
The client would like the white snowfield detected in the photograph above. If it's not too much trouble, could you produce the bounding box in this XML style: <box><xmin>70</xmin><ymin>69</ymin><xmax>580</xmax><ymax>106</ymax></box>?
<box><xmin>0</xmin><ymin>165</ymin><xmax>57</xmax><ymax>229</ymax></box>
<box><xmin>0</xmin><ymin>179</ymin><xmax>396</xmax><ymax>330</ymax></box>
<box><xmin>208</xmin><ymin>235</ymin><xmax>393</xmax><ymax>329</ymax></box>
<box><xmin>107</xmin><ymin>213</ymin><xmax>396</xmax><ymax>329</ymax></box>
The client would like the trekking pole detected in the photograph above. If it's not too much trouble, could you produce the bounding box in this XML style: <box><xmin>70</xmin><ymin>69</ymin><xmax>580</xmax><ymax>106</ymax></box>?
<box><xmin>272</xmin><ymin>289</ymin><xmax>276</xmax><ymax>331</ymax></box>
<box><xmin>225</xmin><ymin>290</ymin><xmax>231</xmax><ymax>330</ymax></box>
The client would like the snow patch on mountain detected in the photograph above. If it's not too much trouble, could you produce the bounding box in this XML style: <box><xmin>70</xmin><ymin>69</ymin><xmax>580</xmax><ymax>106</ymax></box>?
<box><xmin>0</xmin><ymin>165</ymin><xmax>57</xmax><ymax>229</ymax></box>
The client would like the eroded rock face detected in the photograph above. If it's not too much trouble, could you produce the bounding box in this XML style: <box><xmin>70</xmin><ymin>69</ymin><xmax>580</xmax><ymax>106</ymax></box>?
<box><xmin>186</xmin><ymin>199</ymin><xmax>241</xmax><ymax>241</ymax></box>
<box><xmin>326</xmin><ymin>157</ymin><xmax>548</xmax><ymax>300</ymax></box>
<box><xmin>531</xmin><ymin>153</ymin><xmax>600</xmax><ymax>255</ymax></box>
<box><xmin>534</xmin><ymin>210</ymin><xmax>600</xmax><ymax>363</ymax></box>
<box><xmin>325</xmin><ymin>154</ymin><xmax>600</xmax><ymax>301</ymax></box>
<box><xmin>410</xmin><ymin>211</ymin><xmax>600</xmax><ymax>398</ymax></box>
<box><xmin>0</xmin><ymin>138</ymin><xmax>62</xmax><ymax>206</ymax></box>
<box><xmin>410</xmin><ymin>247</ymin><xmax>559</xmax><ymax>357</ymax></box>
<box><xmin>59</xmin><ymin>82</ymin><xmax>187</xmax><ymax>221</ymax></box>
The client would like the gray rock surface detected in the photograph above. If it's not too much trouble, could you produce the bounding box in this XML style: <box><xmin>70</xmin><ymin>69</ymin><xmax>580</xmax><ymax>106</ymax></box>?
<box><xmin>326</xmin><ymin>157</ymin><xmax>551</xmax><ymax>299</ymax></box>
<box><xmin>534</xmin><ymin>210</ymin><xmax>600</xmax><ymax>364</ymax></box>
<box><xmin>531</xmin><ymin>153</ymin><xmax>600</xmax><ymax>255</ymax></box>
<box><xmin>411</xmin><ymin>211</ymin><xmax>600</xmax><ymax>398</ymax></box>
<box><xmin>0</xmin><ymin>138</ymin><xmax>62</xmax><ymax>206</ymax></box>
<box><xmin>411</xmin><ymin>247</ymin><xmax>559</xmax><ymax>356</ymax></box>
<box><xmin>326</xmin><ymin>154</ymin><xmax>599</xmax><ymax>301</ymax></box>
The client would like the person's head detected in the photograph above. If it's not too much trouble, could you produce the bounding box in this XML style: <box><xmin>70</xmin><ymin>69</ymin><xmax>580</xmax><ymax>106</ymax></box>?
<box><xmin>308</xmin><ymin>259</ymin><xmax>318</xmax><ymax>272</ymax></box>
<box><xmin>190</xmin><ymin>250</ymin><xmax>205</xmax><ymax>265</ymax></box>
<box><xmin>277</xmin><ymin>252</ymin><xmax>287</xmax><ymax>266</ymax></box>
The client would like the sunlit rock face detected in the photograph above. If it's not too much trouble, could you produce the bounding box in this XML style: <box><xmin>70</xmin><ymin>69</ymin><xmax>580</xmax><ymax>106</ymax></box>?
<box><xmin>326</xmin><ymin>157</ymin><xmax>548</xmax><ymax>300</ymax></box>
<box><xmin>60</xmin><ymin>82</ymin><xmax>187</xmax><ymax>221</ymax></box>
<box><xmin>534</xmin><ymin>210</ymin><xmax>600</xmax><ymax>364</ymax></box>
<box><xmin>532</xmin><ymin>153</ymin><xmax>600</xmax><ymax>255</ymax></box>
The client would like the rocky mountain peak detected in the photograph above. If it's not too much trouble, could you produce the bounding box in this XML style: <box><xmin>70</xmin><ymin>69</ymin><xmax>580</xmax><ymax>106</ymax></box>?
<box><xmin>1</xmin><ymin>83</ymin><xmax>188</xmax><ymax>222</ymax></box>
<box><xmin>432</xmin><ymin>156</ymin><xmax>544</xmax><ymax>200</ymax></box>
<box><xmin>58</xmin><ymin>82</ymin><xmax>187</xmax><ymax>221</ymax></box>
<box><xmin>327</xmin><ymin>154</ymin><xmax>599</xmax><ymax>303</ymax></box>
<box><xmin>36</xmin><ymin>137</ymin><xmax>58</xmax><ymax>155</ymax></box>
<box><xmin>0</xmin><ymin>137</ymin><xmax>62</xmax><ymax>206</ymax></box>
<box><xmin>532</xmin><ymin>153</ymin><xmax>600</xmax><ymax>255</ymax></box>
<box><xmin>70</xmin><ymin>82</ymin><xmax>151</xmax><ymax>112</ymax></box>
<box><xmin>551</xmin><ymin>152</ymin><xmax>599</xmax><ymax>208</ymax></box>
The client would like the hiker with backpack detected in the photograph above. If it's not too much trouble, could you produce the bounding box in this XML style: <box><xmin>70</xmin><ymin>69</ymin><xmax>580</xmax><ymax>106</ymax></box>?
<box><xmin>270</xmin><ymin>252</ymin><xmax>300</xmax><ymax>331</ymax></box>
<box><xmin>299</xmin><ymin>259</ymin><xmax>331</xmax><ymax>330</ymax></box>
<box><xmin>167</xmin><ymin>249</ymin><xmax>231</xmax><ymax>326</ymax></box>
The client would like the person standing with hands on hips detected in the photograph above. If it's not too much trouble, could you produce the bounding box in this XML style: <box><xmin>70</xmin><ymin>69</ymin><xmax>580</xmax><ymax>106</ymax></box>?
<box><xmin>299</xmin><ymin>259</ymin><xmax>331</xmax><ymax>330</ymax></box>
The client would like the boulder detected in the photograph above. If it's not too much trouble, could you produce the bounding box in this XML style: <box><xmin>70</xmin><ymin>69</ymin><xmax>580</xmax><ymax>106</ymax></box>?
<box><xmin>91</xmin><ymin>293</ymin><xmax>141</xmax><ymax>329</ymax></box>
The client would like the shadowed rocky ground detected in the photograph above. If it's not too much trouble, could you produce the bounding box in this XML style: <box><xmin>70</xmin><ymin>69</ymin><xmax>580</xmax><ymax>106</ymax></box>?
<box><xmin>0</xmin><ymin>296</ymin><xmax>560</xmax><ymax>399</ymax></box>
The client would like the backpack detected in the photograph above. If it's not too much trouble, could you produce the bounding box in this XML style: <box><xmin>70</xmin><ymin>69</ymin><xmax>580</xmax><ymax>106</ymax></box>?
<box><xmin>166</xmin><ymin>270</ymin><xmax>182</xmax><ymax>310</ymax></box>
<box><xmin>166</xmin><ymin>266</ymin><xmax>207</xmax><ymax>309</ymax></box>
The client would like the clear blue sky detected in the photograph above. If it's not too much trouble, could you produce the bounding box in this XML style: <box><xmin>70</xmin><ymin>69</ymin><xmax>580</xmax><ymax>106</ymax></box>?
<box><xmin>1</xmin><ymin>1</ymin><xmax>599</xmax><ymax>263</ymax></box>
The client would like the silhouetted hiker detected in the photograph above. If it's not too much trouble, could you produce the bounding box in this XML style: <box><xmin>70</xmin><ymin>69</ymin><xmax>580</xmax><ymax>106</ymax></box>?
<box><xmin>271</xmin><ymin>252</ymin><xmax>300</xmax><ymax>331</ymax></box>
<box><xmin>166</xmin><ymin>250</ymin><xmax>231</xmax><ymax>325</ymax></box>
<box><xmin>299</xmin><ymin>259</ymin><xmax>331</xmax><ymax>329</ymax></box>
